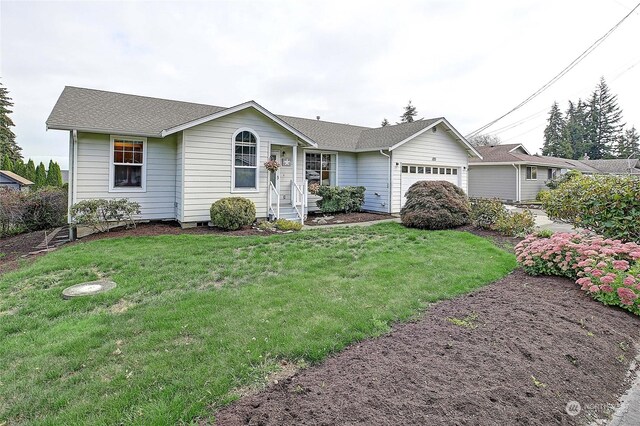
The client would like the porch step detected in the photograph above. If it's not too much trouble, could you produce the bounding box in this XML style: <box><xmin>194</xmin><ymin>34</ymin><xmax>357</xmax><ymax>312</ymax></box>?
<box><xmin>273</xmin><ymin>206</ymin><xmax>302</xmax><ymax>221</ymax></box>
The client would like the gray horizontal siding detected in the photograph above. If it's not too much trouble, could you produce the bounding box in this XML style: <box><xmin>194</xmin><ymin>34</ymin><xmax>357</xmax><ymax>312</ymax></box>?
<box><xmin>357</xmin><ymin>151</ymin><xmax>390</xmax><ymax>213</ymax></box>
<box><xmin>521</xmin><ymin>166</ymin><xmax>553</xmax><ymax>201</ymax></box>
<box><xmin>75</xmin><ymin>132</ymin><xmax>177</xmax><ymax>220</ymax></box>
<box><xmin>338</xmin><ymin>152</ymin><xmax>358</xmax><ymax>186</ymax></box>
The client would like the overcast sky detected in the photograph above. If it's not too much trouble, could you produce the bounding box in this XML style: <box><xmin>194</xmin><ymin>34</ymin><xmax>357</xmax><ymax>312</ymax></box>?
<box><xmin>1</xmin><ymin>0</ymin><xmax>639</xmax><ymax>169</ymax></box>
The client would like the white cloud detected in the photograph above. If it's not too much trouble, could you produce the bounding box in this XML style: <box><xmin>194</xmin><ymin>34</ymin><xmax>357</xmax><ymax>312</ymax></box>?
<box><xmin>1</xmin><ymin>0</ymin><xmax>639</xmax><ymax>168</ymax></box>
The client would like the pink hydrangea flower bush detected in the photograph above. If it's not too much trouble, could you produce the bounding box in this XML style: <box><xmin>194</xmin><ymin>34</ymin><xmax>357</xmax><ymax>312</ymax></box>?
<box><xmin>515</xmin><ymin>231</ymin><xmax>640</xmax><ymax>315</ymax></box>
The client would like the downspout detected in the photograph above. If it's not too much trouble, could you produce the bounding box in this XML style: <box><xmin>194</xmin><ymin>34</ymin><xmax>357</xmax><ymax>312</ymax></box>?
<box><xmin>511</xmin><ymin>163</ymin><xmax>520</xmax><ymax>202</ymax></box>
<box><xmin>379</xmin><ymin>149</ymin><xmax>391</xmax><ymax>213</ymax></box>
<box><xmin>69</xmin><ymin>130</ymin><xmax>78</xmax><ymax>240</ymax></box>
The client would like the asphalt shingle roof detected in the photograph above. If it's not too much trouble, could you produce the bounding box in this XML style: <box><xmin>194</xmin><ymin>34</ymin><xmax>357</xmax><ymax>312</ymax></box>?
<box><xmin>470</xmin><ymin>144</ymin><xmax>597</xmax><ymax>172</ymax></box>
<box><xmin>47</xmin><ymin>87</ymin><xmax>457</xmax><ymax>152</ymax></box>
<box><xmin>0</xmin><ymin>170</ymin><xmax>34</xmax><ymax>186</ymax></box>
<box><xmin>47</xmin><ymin>87</ymin><xmax>225</xmax><ymax>137</ymax></box>
<box><xmin>276</xmin><ymin>115</ymin><xmax>369</xmax><ymax>151</ymax></box>
<box><xmin>580</xmin><ymin>159</ymin><xmax>640</xmax><ymax>174</ymax></box>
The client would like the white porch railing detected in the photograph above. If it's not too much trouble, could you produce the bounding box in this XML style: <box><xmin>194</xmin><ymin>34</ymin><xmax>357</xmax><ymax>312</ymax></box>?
<box><xmin>291</xmin><ymin>179</ymin><xmax>308</xmax><ymax>225</ymax></box>
<box><xmin>268</xmin><ymin>180</ymin><xmax>280</xmax><ymax>220</ymax></box>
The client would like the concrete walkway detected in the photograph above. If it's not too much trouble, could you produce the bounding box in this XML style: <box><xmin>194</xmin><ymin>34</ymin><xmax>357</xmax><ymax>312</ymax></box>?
<box><xmin>507</xmin><ymin>206</ymin><xmax>578</xmax><ymax>233</ymax></box>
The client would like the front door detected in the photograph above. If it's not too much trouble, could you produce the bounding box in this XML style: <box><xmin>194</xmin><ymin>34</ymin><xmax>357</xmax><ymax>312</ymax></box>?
<box><xmin>269</xmin><ymin>150</ymin><xmax>280</xmax><ymax>193</ymax></box>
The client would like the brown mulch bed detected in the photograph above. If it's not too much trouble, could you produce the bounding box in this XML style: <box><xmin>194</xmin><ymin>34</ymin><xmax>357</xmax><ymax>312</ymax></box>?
<box><xmin>214</xmin><ymin>269</ymin><xmax>640</xmax><ymax>425</ymax></box>
<box><xmin>0</xmin><ymin>230</ymin><xmax>47</xmax><ymax>275</ymax></box>
<box><xmin>305</xmin><ymin>212</ymin><xmax>394</xmax><ymax>226</ymax></box>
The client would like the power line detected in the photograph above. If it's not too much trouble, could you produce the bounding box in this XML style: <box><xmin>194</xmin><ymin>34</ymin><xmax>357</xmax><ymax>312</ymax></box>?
<box><xmin>482</xmin><ymin>54</ymin><xmax>640</xmax><ymax>138</ymax></box>
<box><xmin>466</xmin><ymin>1</ymin><xmax>640</xmax><ymax>138</ymax></box>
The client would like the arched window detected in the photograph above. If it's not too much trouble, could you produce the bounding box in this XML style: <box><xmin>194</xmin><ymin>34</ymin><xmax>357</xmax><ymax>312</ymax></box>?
<box><xmin>233</xmin><ymin>129</ymin><xmax>258</xmax><ymax>189</ymax></box>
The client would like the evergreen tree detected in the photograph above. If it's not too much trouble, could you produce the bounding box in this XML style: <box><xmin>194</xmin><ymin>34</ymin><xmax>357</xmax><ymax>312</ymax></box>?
<box><xmin>563</xmin><ymin>100</ymin><xmax>589</xmax><ymax>159</ymax></box>
<box><xmin>0</xmin><ymin>81</ymin><xmax>22</xmax><ymax>161</ymax></box>
<box><xmin>400</xmin><ymin>100</ymin><xmax>417</xmax><ymax>123</ymax></box>
<box><xmin>12</xmin><ymin>158</ymin><xmax>25</xmax><ymax>176</ymax></box>
<box><xmin>584</xmin><ymin>77</ymin><xmax>624</xmax><ymax>159</ymax></box>
<box><xmin>614</xmin><ymin>126</ymin><xmax>640</xmax><ymax>158</ymax></box>
<box><xmin>24</xmin><ymin>159</ymin><xmax>36</xmax><ymax>182</ymax></box>
<box><xmin>542</xmin><ymin>102</ymin><xmax>572</xmax><ymax>158</ymax></box>
<box><xmin>34</xmin><ymin>162</ymin><xmax>47</xmax><ymax>188</ymax></box>
<box><xmin>1</xmin><ymin>153</ymin><xmax>13</xmax><ymax>171</ymax></box>
<box><xmin>46</xmin><ymin>160</ymin><xmax>63</xmax><ymax>187</ymax></box>
<box><xmin>381</xmin><ymin>118</ymin><xmax>390</xmax><ymax>127</ymax></box>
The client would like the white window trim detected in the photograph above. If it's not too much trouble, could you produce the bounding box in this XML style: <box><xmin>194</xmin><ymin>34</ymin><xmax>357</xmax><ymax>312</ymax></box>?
<box><xmin>231</xmin><ymin>127</ymin><xmax>260</xmax><ymax>193</ymax></box>
<box><xmin>526</xmin><ymin>166</ymin><xmax>538</xmax><ymax>181</ymax></box>
<box><xmin>109</xmin><ymin>135</ymin><xmax>147</xmax><ymax>193</ymax></box>
<box><xmin>303</xmin><ymin>149</ymin><xmax>339</xmax><ymax>187</ymax></box>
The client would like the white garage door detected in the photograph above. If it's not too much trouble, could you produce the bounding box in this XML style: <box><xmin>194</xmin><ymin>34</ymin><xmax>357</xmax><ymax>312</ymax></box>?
<box><xmin>401</xmin><ymin>164</ymin><xmax>461</xmax><ymax>207</ymax></box>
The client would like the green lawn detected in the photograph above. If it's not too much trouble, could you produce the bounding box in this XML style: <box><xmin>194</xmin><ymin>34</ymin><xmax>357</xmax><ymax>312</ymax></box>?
<box><xmin>0</xmin><ymin>223</ymin><xmax>516</xmax><ymax>425</ymax></box>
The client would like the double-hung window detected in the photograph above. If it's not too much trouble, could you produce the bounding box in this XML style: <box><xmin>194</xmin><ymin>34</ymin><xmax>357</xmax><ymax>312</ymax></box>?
<box><xmin>305</xmin><ymin>152</ymin><xmax>336</xmax><ymax>186</ymax></box>
<box><xmin>110</xmin><ymin>136</ymin><xmax>146</xmax><ymax>191</ymax></box>
<box><xmin>233</xmin><ymin>130</ymin><xmax>258</xmax><ymax>190</ymax></box>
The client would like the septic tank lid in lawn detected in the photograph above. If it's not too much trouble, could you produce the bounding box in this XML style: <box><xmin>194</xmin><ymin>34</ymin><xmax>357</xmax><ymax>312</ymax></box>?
<box><xmin>62</xmin><ymin>280</ymin><xmax>116</xmax><ymax>299</ymax></box>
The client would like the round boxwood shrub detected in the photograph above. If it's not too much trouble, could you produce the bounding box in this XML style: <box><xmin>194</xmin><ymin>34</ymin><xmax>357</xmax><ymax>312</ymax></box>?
<box><xmin>210</xmin><ymin>197</ymin><xmax>256</xmax><ymax>230</ymax></box>
<box><xmin>400</xmin><ymin>181</ymin><xmax>471</xmax><ymax>230</ymax></box>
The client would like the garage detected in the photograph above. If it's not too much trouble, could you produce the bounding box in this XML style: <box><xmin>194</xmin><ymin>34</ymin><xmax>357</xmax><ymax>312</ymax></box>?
<box><xmin>400</xmin><ymin>164</ymin><xmax>461</xmax><ymax>207</ymax></box>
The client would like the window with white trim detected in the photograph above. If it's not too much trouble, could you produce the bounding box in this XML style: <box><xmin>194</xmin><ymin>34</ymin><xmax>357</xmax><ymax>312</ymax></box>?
<box><xmin>233</xmin><ymin>130</ymin><xmax>258</xmax><ymax>189</ymax></box>
<box><xmin>526</xmin><ymin>166</ymin><xmax>538</xmax><ymax>180</ymax></box>
<box><xmin>111</xmin><ymin>136</ymin><xmax>145</xmax><ymax>190</ymax></box>
<box><xmin>305</xmin><ymin>152</ymin><xmax>336</xmax><ymax>186</ymax></box>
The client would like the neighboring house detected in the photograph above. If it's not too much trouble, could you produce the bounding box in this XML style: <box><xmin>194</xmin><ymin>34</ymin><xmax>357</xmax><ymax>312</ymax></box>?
<box><xmin>46</xmin><ymin>87</ymin><xmax>481</xmax><ymax>226</ymax></box>
<box><xmin>0</xmin><ymin>170</ymin><xmax>34</xmax><ymax>192</ymax></box>
<box><xmin>468</xmin><ymin>144</ymin><xmax>598</xmax><ymax>202</ymax></box>
<box><xmin>579</xmin><ymin>159</ymin><xmax>640</xmax><ymax>176</ymax></box>
<box><xmin>61</xmin><ymin>170</ymin><xmax>69</xmax><ymax>184</ymax></box>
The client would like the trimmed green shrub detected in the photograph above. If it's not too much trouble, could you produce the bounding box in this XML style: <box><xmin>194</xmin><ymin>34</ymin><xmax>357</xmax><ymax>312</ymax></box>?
<box><xmin>315</xmin><ymin>186</ymin><xmax>365</xmax><ymax>214</ymax></box>
<box><xmin>543</xmin><ymin>174</ymin><xmax>640</xmax><ymax>242</ymax></box>
<box><xmin>400</xmin><ymin>181</ymin><xmax>470</xmax><ymax>230</ymax></box>
<box><xmin>470</xmin><ymin>198</ymin><xmax>507</xmax><ymax>229</ymax></box>
<box><xmin>274</xmin><ymin>218</ymin><xmax>303</xmax><ymax>231</ymax></box>
<box><xmin>70</xmin><ymin>198</ymin><xmax>141</xmax><ymax>233</ymax></box>
<box><xmin>536</xmin><ymin>189</ymin><xmax>550</xmax><ymax>202</ymax></box>
<box><xmin>210</xmin><ymin>197</ymin><xmax>256</xmax><ymax>230</ymax></box>
<box><xmin>494</xmin><ymin>210</ymin><xmax>535</xmax><ymax>237</ymax></box>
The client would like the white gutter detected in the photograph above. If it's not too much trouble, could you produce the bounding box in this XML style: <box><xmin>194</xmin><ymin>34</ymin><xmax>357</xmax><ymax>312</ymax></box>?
<box><xmin>379</xmin><ymin>149</ymin><xmax>391</xmax><ymax>213</ymax></box>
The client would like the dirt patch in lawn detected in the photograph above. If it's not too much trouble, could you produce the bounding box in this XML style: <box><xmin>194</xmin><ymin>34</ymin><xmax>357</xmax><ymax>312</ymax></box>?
<box><xmin>0</xmin><ymin>230</ymin><xmax>47</xmax><ymax>275</ymax></box>
<box><xmin>213</xmin><ymin>269</ymin><xmax>640</xmax><ymax>425</ymax></box>
<box><xmin>305</xmin><ymin>212</ymin><xmax>394</xmax><ymax>226</ymax></box>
